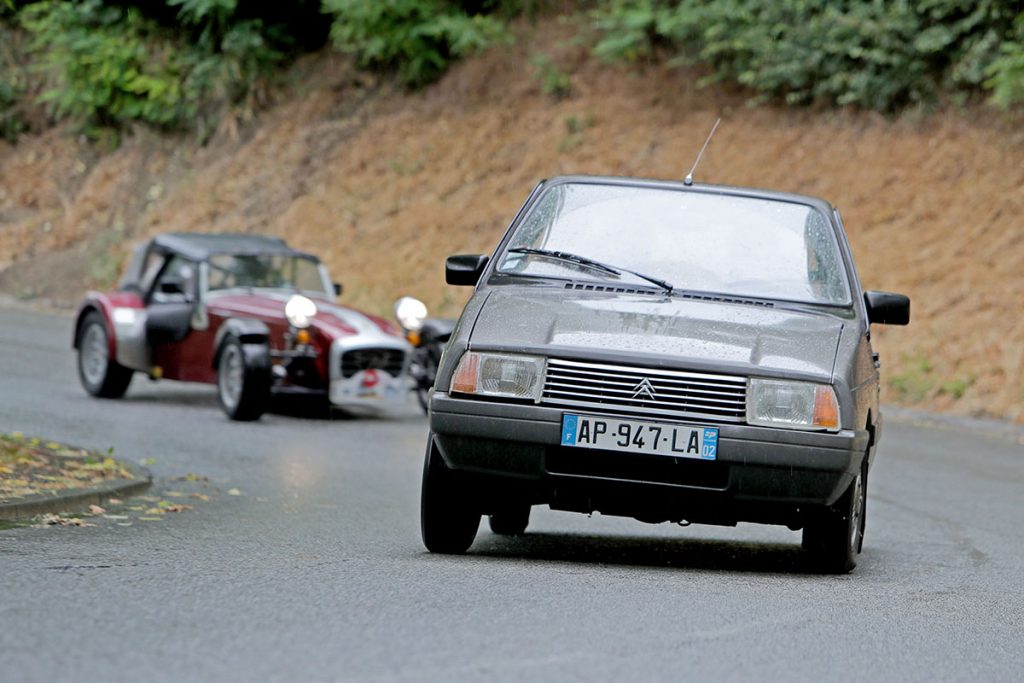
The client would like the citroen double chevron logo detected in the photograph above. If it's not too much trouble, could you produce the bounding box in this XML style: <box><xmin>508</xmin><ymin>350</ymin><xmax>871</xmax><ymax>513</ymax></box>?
<box><xmin>631</xmin><ymin>377</ymin><xmax>657</xmax><ymax>401</ymax></box>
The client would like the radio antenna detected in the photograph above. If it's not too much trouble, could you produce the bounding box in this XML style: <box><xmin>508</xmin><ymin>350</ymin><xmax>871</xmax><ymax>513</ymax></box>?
<box><xmin>683</xmin><ymin>117</ymin><xmax>721</xmax><ymax>186</ymax></box>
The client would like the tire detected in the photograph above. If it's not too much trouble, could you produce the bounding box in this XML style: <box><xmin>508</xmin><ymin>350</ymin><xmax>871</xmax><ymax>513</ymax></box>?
<box><xmin>420</xmin><ymin>436</ymin><xmax>480</xmax><ymax>554</ymax></box>
<box><xmin>489</xmin><ymin>505</ymin><xmax>531</xmax><ymax>536</ymax></box>
<box><xmin>413</xmin><ymin>348</ymin><xmax>435</xmax><ymax>415</ymax></box>
<box><xmin>77</xmin><ymin>311</ymin><xmax>133</xmax><ymax>398</ymax></box>
<box><xmin>415</xmin><ymin>384</ymin><xmax>430</xmax><ymax>414</ymax></box>
<box><xmin>216</xmin><ymin>335</ymin><xmax>270</xmax><ymax>421</ymax></box>
<box><xmin>803</xmin><ymin>465</ymin><xmax>867</xmax><ymax>574</ymax></box>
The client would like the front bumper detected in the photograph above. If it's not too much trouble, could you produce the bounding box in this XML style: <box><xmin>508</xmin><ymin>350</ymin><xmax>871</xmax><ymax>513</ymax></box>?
<box><xmin>429</xmin><ymin>393</ymin><xmax>870</xmax><ymax>527</ymax></box>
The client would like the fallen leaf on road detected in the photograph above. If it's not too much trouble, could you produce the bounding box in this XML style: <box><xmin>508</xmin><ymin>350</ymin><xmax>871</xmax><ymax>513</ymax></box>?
<box><xmin>89</xmin><ymin>504</ymin><xmax>105</xmax><ymax>515</ymax></box>
<box><xmin>38</xmin><ymin>513</ymin><xmax>95</xmax><ymax>527</ymax></box>
<box><xmin>227</xmin><ymin>488</ymin><xmax>242</xmax><ymax>496</ymax></box>
<box><xmin>138</xmin><ymin>517</ymin><xmax>163</xmax><ymax>522</ymax></box>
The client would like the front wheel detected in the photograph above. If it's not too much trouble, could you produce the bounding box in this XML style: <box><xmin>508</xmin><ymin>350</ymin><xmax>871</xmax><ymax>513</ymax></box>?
<box><xmin>803</xmin><ymin>467</ymin><xmax>867</xmax><ymax>574</ymax></box>
<box><xmin>216</xmin><ymin>336</ymin><xmax>270</xmax><ymax>421</ymax></box>
<box><xmin>412</xmin><ymin>347</ymin><xmax>436</xmax><ymax>415</ymax></box>
<box><xmin>420</xmin><ymin>436</ymin><xmax>480</xmax><ymax>554</ymax></box>
<box><xmin>77</xmin><ymin>311</ymin><xmax>133</xmax><ymax>398</ymax></box>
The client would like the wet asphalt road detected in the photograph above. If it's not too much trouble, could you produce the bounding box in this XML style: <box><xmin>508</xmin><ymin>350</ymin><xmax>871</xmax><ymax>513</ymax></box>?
<box><xmin>1</xmin><ymin>307</ymin><xmax>1023</xmax><ymax>682</ymax></box>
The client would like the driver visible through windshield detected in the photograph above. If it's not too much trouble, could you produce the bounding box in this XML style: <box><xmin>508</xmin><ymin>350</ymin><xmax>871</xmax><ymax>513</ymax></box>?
<box><xmin>207</xmin><ymin>254</ymin><xmax>328</xmax><ymax>296</ymax></box>
<box><xmin>497</xmin><ymin>182</ymin><xmax>851</xmax><ymax>306</ymax></box>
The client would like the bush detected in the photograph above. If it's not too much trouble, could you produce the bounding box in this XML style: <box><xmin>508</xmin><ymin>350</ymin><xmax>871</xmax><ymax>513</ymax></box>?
<box><xmin>986</xmin><ymin>14</ymin><xmax>1024</xmax><ymax>108</ymax></box>
<box><xmin>590</xmin><ymin>0</ymin><xmax>1024</xmax><ymax>111</ymax></box>
<box><xmin>322</xmin><ymin>0</ymin><xmax>509</xmax><ymax>87</ymax></box>
<box><xmin>1</xmin><ymin>22</ymin><xmax>28</xmax><ymax>141</ymax></box>
<box><xmin>18</xmin><ymin>0</ymin><xmax>290</xmax><ymax>135</ymax></box>
<box><xmin>20</xmin><ymin>0</ymin><xmax>190</xmax><ymax>129</ymax></box>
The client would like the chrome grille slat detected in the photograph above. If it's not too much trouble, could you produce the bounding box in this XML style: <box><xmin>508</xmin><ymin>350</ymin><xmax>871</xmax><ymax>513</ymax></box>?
<box><xmin>547</xmin><ymin>358</ymin><xmax>747</xmax><ymax>384</ymax></box>
<box><xmin>543</xmin><ymin>390</ymin><xmax>744</xmax><ymax>408</ymax></box>
<box><xmin>542</xmin><ymin>358</ymin><xmax>747</xmax><ymax>422</ymax></box>
<box><xmin>339</xmin><ymin>348</ymin><xmax>406</xmax><ymax>378</ymax></box>
<box><xmin>544</xmin><ymin>379</ymin><xmax>746</xmax><ymax>401</ymax></box>
<box><xmin>548</xmin><ymin>374</ymin><xmax>749</xmax><ymax>395</ymax></box>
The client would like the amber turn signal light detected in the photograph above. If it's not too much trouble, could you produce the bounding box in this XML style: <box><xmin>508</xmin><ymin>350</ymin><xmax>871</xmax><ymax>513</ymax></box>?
<box><xmin>813</xmin><ymin>385</ymin><xmax>840</xmax><ymax>429</ymax></box>
<box><xmin>450</xmin><ymin>353</ymin><xmax>480</xmax><ymax>394</ymax></box>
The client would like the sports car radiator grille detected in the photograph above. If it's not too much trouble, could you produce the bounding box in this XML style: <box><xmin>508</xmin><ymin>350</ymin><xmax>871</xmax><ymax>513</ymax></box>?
<box><xmin>541</xmin><ymin>358</ymin><xmax>747</xmax><ymax>422</ymax></box>
<box><xmin>340</xmin><ymin>348</ymin><xmax>406</xmax><ymax>378</ymax></box>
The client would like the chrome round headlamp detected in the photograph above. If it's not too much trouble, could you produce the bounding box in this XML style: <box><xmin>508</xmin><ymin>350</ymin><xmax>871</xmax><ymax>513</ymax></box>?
<box><xmin>394</xmin><ymin>296</ymin><xmax>428</xmax><ymax>332</ymax></box>
<box><xmin>284</xmin><ymin>294</ymin><xmax>317</xmax><ymax>329</ymax></box>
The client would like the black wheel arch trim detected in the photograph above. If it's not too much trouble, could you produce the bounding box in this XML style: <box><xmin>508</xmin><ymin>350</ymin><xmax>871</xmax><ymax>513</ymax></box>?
<box><xmin>212</xmin><ymin>318</ymin><xmax>271</xmax><ymax>369</ymax></box>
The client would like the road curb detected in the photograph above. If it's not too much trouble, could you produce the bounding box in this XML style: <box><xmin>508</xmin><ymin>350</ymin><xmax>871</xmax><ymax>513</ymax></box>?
<box><xmin>0</xmin><ymin>461</ymin><xmax>152</xmax><ymax>521</ymax></box>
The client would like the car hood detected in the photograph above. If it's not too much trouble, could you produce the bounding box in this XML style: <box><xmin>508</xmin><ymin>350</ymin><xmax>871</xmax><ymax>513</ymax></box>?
<box><xmin>470</xmin><ymin>288</ymin><xmax>845</xmax><ymax>379</ymax></box>
<box><xmin>207</xmin><ymin>292</ymin><xmax>401</xmax><ymax>342</ymax></box>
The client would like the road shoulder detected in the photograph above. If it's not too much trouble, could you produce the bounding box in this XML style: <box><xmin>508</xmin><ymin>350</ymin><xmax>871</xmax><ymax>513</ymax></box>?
<box><xmin>0</xmin><ymin>433</ymin><xmax>151</xmax><ymax>521</ymax></box>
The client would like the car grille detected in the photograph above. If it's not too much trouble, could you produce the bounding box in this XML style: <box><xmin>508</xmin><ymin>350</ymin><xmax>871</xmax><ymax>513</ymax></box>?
<box><xmin>541</xmin><ymin>358</ymin><xmax>747</xmax><ymax>423</ymax></box>
<box><xmin>339</xmin><ymin>348</ymin><xmax>406</xmax><ymax>378</ymax></box>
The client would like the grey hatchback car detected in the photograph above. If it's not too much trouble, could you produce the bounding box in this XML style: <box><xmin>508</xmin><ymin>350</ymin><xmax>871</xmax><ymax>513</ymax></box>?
<box><xmin>422</xmin><ymin>175</ymin><xmax>909</xmax><ymax>573</ymax></box>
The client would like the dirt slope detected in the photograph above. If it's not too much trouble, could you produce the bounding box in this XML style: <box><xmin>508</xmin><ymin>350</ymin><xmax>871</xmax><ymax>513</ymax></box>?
<box><xmin>1</xmin><ymin>23</ymin><xmax>1022</xmax><ymax>422</ymax></box>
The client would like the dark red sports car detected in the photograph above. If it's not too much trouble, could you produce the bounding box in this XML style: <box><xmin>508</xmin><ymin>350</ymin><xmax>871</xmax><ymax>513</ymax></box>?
<box><xmin>73</xmin><ymin>233</ymin><xmax>411</xmax><ymax>420</ymax></box>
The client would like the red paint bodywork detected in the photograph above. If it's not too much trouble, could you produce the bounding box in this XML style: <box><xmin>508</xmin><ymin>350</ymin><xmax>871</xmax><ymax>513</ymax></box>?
<box><xmin>77</xmin><ymin>290</ymin><xmax>395</xmax><ymax>388</ymax></box>
<box><xmin>73</xmin><ymin>290</ymin><xmax>145</xmax><ymax>358</ymax></box>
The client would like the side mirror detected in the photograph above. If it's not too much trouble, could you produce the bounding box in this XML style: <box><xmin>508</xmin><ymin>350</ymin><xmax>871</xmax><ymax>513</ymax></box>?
<box><xmin>159</xmin><ymin>279</ymin><xmax>186</xmax><ymax>296</ymax></box>
<box><xmin>865</xmin><ymin>291</ymin><xmax>910</xmax><ymax>325</ymax></box>
<box><xmin>333</xmin><ymin>282</ymin><xmax>343</xmax><ymax>296</ymax></box>
<box><xmin>446</xmin><ymin>254</ymin><xmax>489</xmax><ymax>286</ymax></box>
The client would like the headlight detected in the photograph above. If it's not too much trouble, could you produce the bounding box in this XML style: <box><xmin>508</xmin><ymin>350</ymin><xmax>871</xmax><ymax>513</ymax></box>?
<box><xmin>746</xmin><ymin>378</ymin><xmax>840</xmax><ymax>431</ymax></box>
<box><xmin>284</xmin><ymin>294</ymin><xmax>317</xmax><ymax>329</ymax></box>
<box><xmin>450</xmin><ymin>352</ymin><xmax>545</xmax><ymax>402</ymax></box>
<box><xmin>394</xmin><ymin>296</ymin><xmax>428</xmax><ymax>332</ymax></box>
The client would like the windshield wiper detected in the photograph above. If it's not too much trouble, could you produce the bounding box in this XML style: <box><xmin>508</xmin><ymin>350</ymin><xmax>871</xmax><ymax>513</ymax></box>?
<box><xmin>507</xmin><ymin>247</ymin><xmax>674</xmax><ymax>294</ymax></box>
<box><xmin>508</xmin><ymin>248</ymin><xmax>620</xmax><ymax>276</ymax></box>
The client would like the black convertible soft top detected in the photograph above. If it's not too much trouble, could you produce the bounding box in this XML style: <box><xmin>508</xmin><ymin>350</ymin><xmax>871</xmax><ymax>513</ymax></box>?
<box><xmin>119</xmin><ymin>232</ymin><xmax>320</xmax><ymax>292</ymax></box>
<box><xmin>149</xmin><ymin>232</ymin><xmax>317</xmax><ymax>261</ymax></box>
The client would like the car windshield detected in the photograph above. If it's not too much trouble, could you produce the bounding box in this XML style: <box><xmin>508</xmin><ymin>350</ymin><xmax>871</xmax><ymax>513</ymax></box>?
<box><xmin>496</xmin><ymin>182</ymin><xmax>851</xmax><ymax>306</ymax></box>
<box><xmin>207</xmin><ymin>253</ymin><xmax>328</xmax><ymax>296</ymax></box>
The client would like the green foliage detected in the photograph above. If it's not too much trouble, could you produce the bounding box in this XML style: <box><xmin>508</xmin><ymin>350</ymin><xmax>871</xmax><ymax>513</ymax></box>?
<box><xmin>17</xmin><ymin>0</ymin><xmax>287</xmax><ymax>135</ymax></box>
<box><xmin>322</xmin><ymin>0</ymin><xmax>509</xmax><ymax>87</ymax></box>
<box><xmin>531</xmin><ymin>53</ymin><xmax>571</xmax><ymax>98</ymax></box>
<box><xmin>21</xmin><ymin>1</ymin><xmax>188</xmax><ymax>129</ymax></box>
<box><xmin>889</xmin><ymin>353</ymin><xmax>937</xmax><ymax>402</ymax></box>
<box><xmin>889</xmin><ymin>352</ymin><xmax>973</xmax><ymax>403</ymax></box>
<box><xmin>986</xmin><ymin>14</ymin><xmax>1024</xmax><ymax>108</ymax></box>
<box><xmin>0</xmin><ymin>24</ymin><xmax>27</xmax><ymax>141</ymax></box>
<box><xmin>590</xmin><ymin>0</ymin><xmax>1024</xmax><ymax>111</ymax></box>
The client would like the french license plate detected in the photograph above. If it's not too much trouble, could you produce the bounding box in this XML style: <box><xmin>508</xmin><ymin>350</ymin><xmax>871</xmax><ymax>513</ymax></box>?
<box><xmin>560</xmin><ymin>414</ymin><xmax>718</xmax><ymax>460</ymax></box>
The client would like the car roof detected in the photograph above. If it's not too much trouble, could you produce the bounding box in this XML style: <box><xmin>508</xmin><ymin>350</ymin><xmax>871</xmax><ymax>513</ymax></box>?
<box><xmin>149</xmin><ymin>232</ymin><xmax>318</xmax><ymax>262</ymax></box>
<box><xmin>540</xmin><ymin>175</ymin><xmax>836</xmax><ymax>215</ymax></box>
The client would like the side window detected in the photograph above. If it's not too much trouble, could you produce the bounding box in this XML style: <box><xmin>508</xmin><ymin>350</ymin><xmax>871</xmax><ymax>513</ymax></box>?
<box><xmin>150</xmin><ymin>255</ymin><xmax>198</xmax><ymax>304</ymax></box>
<box><xmin>138</xmin><ymin>250</ymin><xmax>167</xmax><ymax>295</ymax></box>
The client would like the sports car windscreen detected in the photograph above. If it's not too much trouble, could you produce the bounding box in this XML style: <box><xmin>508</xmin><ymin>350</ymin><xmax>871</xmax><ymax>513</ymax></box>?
<box><xmin>497</xmin><ymin>182</ymin><xmax>851</xmax><ymax>306</ymax></box>
<box><xmin>207</xmin><ymin>254</ymin><xmax>328</xmax><ymax>296</ymax></box>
